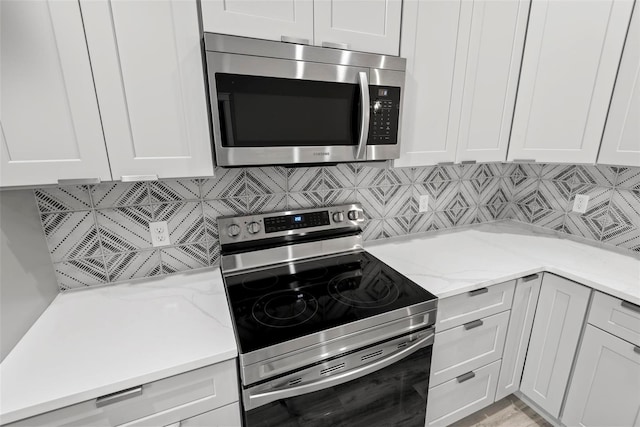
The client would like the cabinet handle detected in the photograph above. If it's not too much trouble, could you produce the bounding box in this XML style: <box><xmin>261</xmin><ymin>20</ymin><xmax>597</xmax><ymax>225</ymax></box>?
<box><xmin>164</xmin><ymin>422</ymin><xmax>182</xmax><ymax>427</ymax></box>
<box><xmin>522</xmin><ymin>273</ymin><xmax>540</xmax><ymax>282</ymax></box>
<box><xmin>457</xmin><ymin>371</ymin><xmax>476</xmax><ymax>383</ymax></box>
<box><xmin>513</xmin><ymin>159</ymin><xmax>536</xmax><ymax>163</ymax></box>
<box><xmin>322</xmin><ymin>41</ymin><xmax>349</xmax><ymax>50</ymax></box>
<box><xmin>468</xmin><ymin>287</ymin><xmax>488</xmax><ymax>296</ymax></box>
<box><xmin>461</xmin><ymin>160</ymin><xmax>476</xmax><ymax>165</ymax></box>
<box><xmin>121</xmin><ymin>174</ymin><xmax>158</xmax><ymax>182</ymax></box>
<box><xmin>464</xmin><ymin>319</ymin><xmax>484</xmax><ymax>330</ymax></box>
<box><xmin>57</xmin><ymin>178</ymin><xmax>101</xmax><ymax>185</ymax></box>
<box><xmin>96</xmin><ymin>386</ymin><xmax>142</xmax><ymax>408</ymax></box>
<box><xmin>281</xmin><ymin>35</ymin><xmax>310</xmax><ymax>45</ymax></box>
<box><xmin>634</xmin><ymin>346</ymin><xmax>640</xmax><ymax>355</ymax></box>
<box><xmin>621</xmin><ymin>300</ymin><xmax>640</xmax><ymax>314</ymax></box>
<box><xmin>437</xmin><ymin>161</ymin><xmax>455</xmax><ymax>166</ymax></box>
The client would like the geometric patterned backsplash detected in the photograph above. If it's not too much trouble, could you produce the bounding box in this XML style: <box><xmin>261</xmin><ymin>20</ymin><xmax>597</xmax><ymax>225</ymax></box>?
<box><xmin>34</xmin><ymin>162</ymin><xmax>640</xmax><ymax>291</ymax></box>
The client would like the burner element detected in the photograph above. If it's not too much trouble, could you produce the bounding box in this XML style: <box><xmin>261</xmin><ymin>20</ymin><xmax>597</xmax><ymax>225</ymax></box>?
<box><xmin>328</xmin><ymin>271</ymin><xmax>400</xmax><ymax>308</ymax></box>
<box><xmin>243</xmin><ymin>273</ymin><xmax>278</xmax><ymax>291</ymax></box>
<box><xmin>252</xmin><ymin>291</ymin><xmax>319</xmax><ymax>328</ymax></box>
<box><xmin>293</xmin><ymin>266</ymin><xmax>328</xmax><ymax>281</ymax></box>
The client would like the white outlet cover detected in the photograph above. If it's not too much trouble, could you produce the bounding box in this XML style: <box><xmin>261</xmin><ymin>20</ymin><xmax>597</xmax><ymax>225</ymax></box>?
<box><xmin>419</xmin><ymin>195</ymin><xmax>430</xmax><ymax>213</ymax></box>
<box><xmin>149</xmin><ymin>221</ymin><xmax>170</xmax><ymax>247</ymax></box>
<box><xmin>572</xmin><ymin>194</ymin><xmax>589</xmax><ymax>214</ymax></box>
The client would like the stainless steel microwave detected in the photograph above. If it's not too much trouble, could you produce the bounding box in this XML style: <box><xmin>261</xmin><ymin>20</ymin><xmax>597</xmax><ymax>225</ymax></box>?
<box><xmin>204</xmin><ymin>33</ymin><xmax>406</xmax><ymax>167</ymax></box>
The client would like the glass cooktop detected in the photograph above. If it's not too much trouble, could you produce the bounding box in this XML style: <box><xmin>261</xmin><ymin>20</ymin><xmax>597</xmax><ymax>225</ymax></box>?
<box><xmin>223</xmin><ymin>251</ymin><xmax>437</xmax><ymax>354</ymax></box>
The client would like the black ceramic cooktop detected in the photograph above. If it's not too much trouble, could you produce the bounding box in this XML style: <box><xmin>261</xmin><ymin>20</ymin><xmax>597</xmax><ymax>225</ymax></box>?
<box><xmin>223</xmin><ymin>251</ymin><xmax>437</xmax><ymax>354</ymax></box>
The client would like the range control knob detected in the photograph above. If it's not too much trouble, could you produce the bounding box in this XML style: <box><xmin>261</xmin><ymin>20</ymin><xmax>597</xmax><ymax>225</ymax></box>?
<box><xmin>348</xmin><ymin>210</ymin><xmax>363</xmax><ymax>221</ymax></box>
<box><xmin>373</xmin><ymin>100</ymin><xmax>382</xmax><ymax>114</ymax></box>
<box><xmin>247</xmin><ymin>221</ymin><xmax>261</xmax><ymax>234</ymax></box>
<box><xmin>332</xmin><ymin>211</ymin><xmax>345</xmax><ymax>222</ymax></box>
<box><xmin>227</xmin><ymin>223</ymin><xmax>241</xmax><ymax>237</ymax></box>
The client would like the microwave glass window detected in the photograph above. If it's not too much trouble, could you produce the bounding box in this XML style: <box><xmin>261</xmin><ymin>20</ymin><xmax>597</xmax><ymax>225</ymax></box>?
<box><xmin>216</xmin><ymin>74</ymin><xmax>360</xmax><ymax>147</ymax></box>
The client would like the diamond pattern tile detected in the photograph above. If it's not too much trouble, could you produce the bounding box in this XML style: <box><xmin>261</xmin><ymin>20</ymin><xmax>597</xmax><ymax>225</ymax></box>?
<box><xmin>153</xmin><ymin>202</ymin><xmax>205</xmax><ymax>245</ymax></box>
<box><xmin>55</xmin><ymin>258</ymin><xmax>108</xmax><ymax>291</ymax></box>
<box><xmin>411</xmin><ymin>212</ymin><xmax>434</xmax><ymax>234</ymax></box>
<box><xmin>201</xmin><ymin>168</ymin><xmax>245</xmax><ymax>199</ymax></box>
<box><xmin>35</xmin><ymin>185</ymin><xmax>92</xmax><ymax>212</ymax></box>
<box><xmin>362</xmin><ymin>219</ymin><xmax>385</xmax><ymax>242</ymax></box>
<box><xmin>385</xmin><ymin>185</ymin><xmax>416</xmax><ymax>217</ymax></box>
<box><xmin>601</xmin><ymin>190</ymin><xmax>640</xmax><ymax>251</ymax></box>
<box><xmin>91</xmin><ymin>182</ymin><xmax>150</xmax><ymax>208</ymax></box>
<box><xmin>245</xmin><ymin>167</ymin><xmax>287</xmax><ymax>195</ymax></box>
<box><xmin>150</xmin><ymin>179</ymin><xmax>201</xmax><ymax>203</ymax></box>
<box><xmin>41</xmin><ymin>211</ymin><xmax>101</xmax><ymax>261</ymax></box>
<box><xmin>106</xmin><ymin>250</ymin><xmax>161</xmax><ymax>282</ymax></box>
<box><xmin>615</xmin><ymin>167</ymin><xmax>640</xmax><ymax>191</ymax></box>
<box><xmin>287</xmin><ymin>167</ymin><xmax>324</xmax><ymax>192</ymax></box>
<box><xmin>203</xmin><ymin>198</ymin><xmax>248</xmax><ymax>240</ymax></box>
<box><xmin>414</xmin><ymin>165</ymin><xmax>459</xmax><ymax>184</ymax></box>
<box><xmin>356</xmin><ymin>187</ymin><xmax>385</xmax><ymax>219</ymax></box>
<box><xmin>324</xmin><ymin>164</ymin><xmax>358</xmax><ymax>189</ymax></box>
<box><xmin>161</xmin><ymin>243</ymin><xmax>209</xmax><ymax>274</ymax></box>
<box><xmin>248</xmin><ymin>193</ymin><xmax>288</xmax><ymax>214</ymax></box>
<box><xmin>542</xmin><ymin>164</ymin><xmax>617</xmax><ymax>187</ymax></box>
<box><xmin>287</xmin><ymin>192</ymin><xmax>325</xmax><ymax>210</ymax></box>
<box><xmin>97</xmin><ymin>206</ymin><xmax>153</xmax><ymax>253</ymax></box>
<box><xmin>384</xmin><ymin>216</ymin><xmax>413</xmax><ymax>238</ymax></box>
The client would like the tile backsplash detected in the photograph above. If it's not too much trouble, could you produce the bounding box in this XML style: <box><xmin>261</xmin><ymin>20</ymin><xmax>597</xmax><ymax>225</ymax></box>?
<box><xmin>34</xmin><ymin>163</ymin><xmax>640</xmax><ymax>291</ymax></box>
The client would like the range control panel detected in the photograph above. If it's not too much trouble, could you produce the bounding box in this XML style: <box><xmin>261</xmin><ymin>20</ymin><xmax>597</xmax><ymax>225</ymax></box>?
<box><xmin>264</xmin><ymin>211</ymin><xmax>330</xmax><ymax>233</ymax></box>
<box><xmin>369</xmin><ymin>85</ymin><xmax>401</xmax><ymax>145</ymax></box>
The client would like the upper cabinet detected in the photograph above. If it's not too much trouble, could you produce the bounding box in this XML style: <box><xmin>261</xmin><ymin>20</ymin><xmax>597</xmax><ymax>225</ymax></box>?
<box><xmin>598</xmin><ymin>7</ymin><xmax>640</xmax><ymax>167</ymax></box>
<box><xmin>508</xmin><ymin>0</ymin><xmax>634</xmax><ymax>164</ymax></box>
<box><xmin>0</xmin><ymin>0</ymin><xmax>112</xmax><ymax>187</ymax></box>
<box><xmin>200</xmin><ymin>0</ymin><xmax>401</xmax><ymax>55</ymax></box>
<box><xmin>396</xmin><ymin>0</ymin><xmax>529</xmax><ymax>167</ymax></box>
<box><xmin>81</xmin><ymin>0</ymin><xmax>213</xmax><ymax>180</ymax></box>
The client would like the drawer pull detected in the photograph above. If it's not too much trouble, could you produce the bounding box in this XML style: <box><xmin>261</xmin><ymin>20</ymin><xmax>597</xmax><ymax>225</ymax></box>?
<box><xmin>634</xmin><ymin>346</ymin><xmax>640</xmax><ymax>355</ymax></box>
<box><xmin>513</xmin><ymin>159</ymin><xmax>536</xmax><ymax>163</ymax></box>
<box><xmin>121</xmin><ymin>174</ymin><xmax>158</xmax><ymax>182</ymax></box>
<box><xmin>57</xmin><ymin>178</ymin><xmax>101</xmax><ymax>185</ymax></box>
<box><xmin>96</xmin><ymin>386</ymin><xmax>142</xmax><ymax>408</ymax></box>
<box><xmin>621</xmin><ymin>300</ymin><xmax>640</xmax><ymax>314</ymax></box>
<box><xmin>281</xmin><ymin>35</ymin><xmax>310</xmax><ymax>45</ymax></box>
<box><xmin>468</xmin><ymin>287</ymin><xmax>488</xmax><ymax>296</ymax></box>
<box><xmin>457</xmin><ymin>371</ymin><xmax>476</xmax><ymax>383</ymax></box>
<box><xmin>522</xmin><ymin>273</ymin><xmax>540</xmax><ymax>282</ymax></box>
<box><xmin>461</xmin><ymin>160</ymin><xmax>476</xmax><ymax>165</ymax></box>
<box><xmin>322</xmin><ymin>41</ymin><xmax>349</xmax><ymax>50</ymax></box>
<box><xmin>464</xmin><ymin>319</ymin><xmax>484</xmax><ymax>330</ymax></box>
<box><xmin>437</xmin><ymin>161</ymin><xmax>454</xmax><ymax>166</ymax></box>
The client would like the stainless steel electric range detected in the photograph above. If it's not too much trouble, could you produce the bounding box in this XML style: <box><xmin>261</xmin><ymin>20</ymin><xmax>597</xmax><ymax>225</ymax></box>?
<box><xmin>218</xmin><ymin>203</ymin><xmax>438</xmax><ymax>427</ymax></box>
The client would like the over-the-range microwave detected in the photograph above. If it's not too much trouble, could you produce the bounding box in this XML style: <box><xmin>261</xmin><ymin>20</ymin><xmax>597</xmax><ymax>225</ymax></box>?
<box><xmin>204</xmin><ymin>33</ymin><xmax>406</xmax><ymax>167</ymax></box>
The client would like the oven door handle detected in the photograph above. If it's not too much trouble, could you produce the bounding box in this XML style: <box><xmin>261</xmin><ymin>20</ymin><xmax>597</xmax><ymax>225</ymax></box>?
<box><xmin>356</xmin><ymin>71</ymin><xmax>370</xmax><ymax>161</ymax></box>
<box><xmin>245</xmin><ymin>329</ymin><xmax>434</xmax><ymax>410</ymax></box>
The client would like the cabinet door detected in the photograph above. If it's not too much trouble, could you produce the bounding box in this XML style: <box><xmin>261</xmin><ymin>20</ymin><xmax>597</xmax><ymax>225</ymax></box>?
<box><xmin>495</xmin><ymin>274</ymin><xmax>541</xmax><ymax>401</ymax></box>
<box><xmin>81</xmin><ymin>0</ymin><xmax>214</xmax><ymax>180</ymax></box>
<box><xmin>562</xmin><ymin>325</ymin><xmax>640</xmax><ymax>427</ymax></box>
<box><xmin>520</xmin><ymin>274</ymin><xmax>591</xmax><ymax>418</ymax></box>
<box><xmin>0</xmin><ymin>0</ymin><xmax>111</xmax><ymax>187</ymax></box>
<box><xmin>598</xmin><ymin>7</ymin><xmax>640</xmax><ymax>167</ymax></box>
<box><xmin>313</xmin><ymin>0</ymin><xmax>402</xmax><ymax>55</ymax></box>
<box><xmin>508</xmin><ymin>0</ymin><xmax>633</xmax><ymax>163</ymax></box>
<box><xmin>395</xmin><ymin>0</ymin><xmax>468</xmax><ymax>166</ymax></box>
<box><xmin>455</xmin><ymin>0</ymin><xmax>529</xmax><ymax>163</ymax></box>
<box><xmin>180</xmin><ymin>402</ymin><xmax>241</xmax><ymax>426</ymax></box>
<box><xmin>200</xmin><ymin>0</ymin><xmax>314</xmax><ymax>45</ymax></box>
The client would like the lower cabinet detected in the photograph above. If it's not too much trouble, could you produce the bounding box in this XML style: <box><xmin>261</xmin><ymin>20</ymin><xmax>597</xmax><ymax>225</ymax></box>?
<box><xmin>562</xmin><ymin>325</ymin><xmax>640</xmax><ymax>427</ymax></box>
<box><xmin>180</xmin><ymin>402</ymin><xmax>241</xmax><ymax>427</ymax></box>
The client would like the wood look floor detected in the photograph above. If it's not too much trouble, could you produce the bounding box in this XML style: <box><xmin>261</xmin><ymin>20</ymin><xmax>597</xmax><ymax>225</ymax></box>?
<box><xmin>450</xmin><ymin>395</ymin><xmax>552</xmax><ymax>427</ymax></box>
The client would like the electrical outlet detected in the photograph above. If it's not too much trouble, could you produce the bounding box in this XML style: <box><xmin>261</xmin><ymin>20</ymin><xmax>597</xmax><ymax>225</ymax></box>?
<box><xmin>419</xmin><ymin>195</ymin><xmax>430</xmax><ymax>213</ymax></box>
<box><xmin>572</xmin><ymin>194</ymin><xmax>590</xmax><ymax>214</ymax></box>
<box><xmin>149</xmin><ymin>221</ymin><xmax>170</xmax><ymax>247</ymax></box>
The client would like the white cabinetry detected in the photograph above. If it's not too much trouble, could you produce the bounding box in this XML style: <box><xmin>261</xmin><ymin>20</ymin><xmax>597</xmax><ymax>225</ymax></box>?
<box><xmin>397</xmin><ymin>0</ymin><xmax>528</xmax><ymax>167</ymax></box>
<box><xmin>81</xmin><ymin>0</ymin><xmax>213</xmax><ymax>180</ymax></box>
<box><xmin>598</xmin><ymin>7</ymin><xmax>640</xmax><ymax>167</ymax></box>
<box><xmin>0</xmin><ymin>0</ymin><xmax>112</xmax><ymax>187</ymax></box>
<box><xmin>562</xmin><ymin>325</ymin><xmax>640</xmax><ymax>427</ymax></box>
<box><xmin>200</xmin><ymin>0</ymin><xmax>400</xmax><ymax>56</ymax></box>
<box><xmin>519</xmin><ymin>274</ymin><xmax>590</xmax><ymax>418</ymax></box>
<box><xmin>508</xmin><ymin>0</ymin><xmax>634</xmax><ymax>164</ymax></box>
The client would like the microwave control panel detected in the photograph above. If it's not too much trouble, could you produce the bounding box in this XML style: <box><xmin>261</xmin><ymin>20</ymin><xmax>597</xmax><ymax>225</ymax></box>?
<box><xmin>369</xmin><ymin>86</ymin><xmax>401</xmax><ymax>144</ymax></box>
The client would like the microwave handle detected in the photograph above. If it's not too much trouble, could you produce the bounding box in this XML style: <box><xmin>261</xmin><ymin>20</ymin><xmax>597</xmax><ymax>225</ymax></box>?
<box><xmin>356</xmin><ymin>72</ymin><xmax>370</xmax><ymax>161</ymax></box>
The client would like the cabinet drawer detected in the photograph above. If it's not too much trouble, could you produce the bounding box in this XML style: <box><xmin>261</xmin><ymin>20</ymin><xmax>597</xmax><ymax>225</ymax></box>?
<box><xmin>180</xmin><ymin>402</ymin><xmax>241</xmax><ymax>427</ymax></box>
<box><xmin>431</xmin><ymin>311</ymin><xmax>510</xmax><ymax>386</ymax></box>
<box><xmin>426</xmin><ymin>359</ymin><xmax>501</xmax><ymax>427</ymax></box>
<box><xmin>436</xmin><ymin>280</ymin><xmax>516</xmax><ymax>331</ymax></box>
<box><xmin>8</xmin><ymin>360</ymin><xmax>238</xmax><ymax>427</ymax></box>
<box><xmin>589</xmin><ymin>292</ymin><xmax>640</xmax><ymax>346</ymax></box>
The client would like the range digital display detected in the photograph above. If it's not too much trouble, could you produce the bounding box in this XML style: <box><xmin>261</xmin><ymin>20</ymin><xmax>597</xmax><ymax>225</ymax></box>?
<box><xmin>293</xmin><ymin>215</ymin><xmax>303</xmax><ymax>223</ymax></box>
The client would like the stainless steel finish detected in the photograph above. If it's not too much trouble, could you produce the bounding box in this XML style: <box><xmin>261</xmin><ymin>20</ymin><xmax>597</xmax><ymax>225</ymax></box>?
<box><xmin>461</xmin><ymin>160</ymin><xmax>477</xmax><ymax>164</ymax></box>
<box><xmin>96</xmin><ymin>386</ymin><xmax>143</xmax><ymax>408</ymax></box>
<box><xmin>456</xmin><ymin>371</ymin><xmax>476</xmax><ymax>383</ymax></box>
<box><xmin>634</xmin><ymin>346</ymin><xmax>640</xmax><ymax>354</ymax></box>
<box><xmin>247</xmin><ymin>221</ymin><xmax>261</xmax><ymax>234</ymax></box>
<box><xmin>121</xmin><ymin>174</ymin><xmax>158</xmax><ymax>182</ymax></box>
<box><xmin>469</xmin><ymin>287</ymin><xmax>489</xmax><ymax>296</ymax></box>
<box><xmin>332</xmin><ymin>211</ymin><xmax>345</xmax><ymax>222</ymax></box>
<box><xmin>217</xmin><ymin>204</ymin><xmax>364</xmax><ymax>247</ymax></box>
<box><xmin>57</xmin><ymin>178</ymin><xmax>101</xmax><ymax>185</ymax></box>
<box><xmin>356</xmin><ymin>71</ymin><xmax>370</xmax><ymax>161</ymax></box>
<box><xmin>348</xmin><ymin>209</ymin><xmax>363</xmax><ymax>221</ymax></box>
<box><xmin>437</xmin><ymin>162</ymin><xmax>455</xmax><ymax>166</ymax></box>
<box><xmin>280</xmin><ymin>35</ymin><xmax>310</xmax><ymax>45</ymax></box>
<box><xmin>322</xmin><ymin>41</ymin><xmax>349</xmax><ymax>50</ymax></box>
<box><xmin>221</xmin><ymin>235</ymin><xmax>363</xmax><ymax>273</ymax></box>
<box><xmin>522</xmin><ymin>273</ymin><xmax>540</xmax><ymax>282</ymax></box>
<box><xmin>205</xmin><ymin>33</ymin><xmax>406</xmax><ymax>71</ymax></box>
<box><xmin>464</xmin><ymin>319</ymin><xmax>484</xmax><ymax>330</ymax></box>
<box><xmin>240</xmin><ymin>306</ymin><xmax>437</xmax><ymax>385</ymax></box>
<box><xmin>621</xmin><ymin>300</ymin><xmax>640</xmax><ymax>314</ymax></box>
<box><xmin>243</xmin><ymin>328</ymin><xmax>434</xmax><ymax>409</ymax></box>
<box><xmin>227</xmin><ymin>224</ymin><xmax>241</xmax><ymax>237</ymax></box>
<box><xmin>513</xmin><ymin>159</ymin><xmax>536</xmax><ymax>163</ymax></box>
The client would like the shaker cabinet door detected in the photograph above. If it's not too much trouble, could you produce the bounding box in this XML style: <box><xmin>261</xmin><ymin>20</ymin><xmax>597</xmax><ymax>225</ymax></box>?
<box><xmin>562</xmin><ymin>325</ymin><xmax>640</xmax><ymax>427</ymax></box>
<box><xmin>313</xmin><ymin>0</ymin><xmax>402</xmax><ymax>55</ymax></box>
<box><xmin>508</xmin><ymin>0</ymin><xmax>634</xmax><ymax>164</ymax></box>
<box><xmin>81</xmin><ymin>0</ymin><xmax>214</xmax><ymax>180</ymax></box>
<box><xmin>200</xmin><ymin>0</ymin><xmax>314</xmax><ymax>45</ymax></box>
<box><xmin>0</xmin><ymin>0</ymin><xmax>112</xmax><ymax>187</ymax></box>
<box><xmin>598</xmin><ymin>7</ymin><xmax>640</xmax><ymax>167</ymax></box>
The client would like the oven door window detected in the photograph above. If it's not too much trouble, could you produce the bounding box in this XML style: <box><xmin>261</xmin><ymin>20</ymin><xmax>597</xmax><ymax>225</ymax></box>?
<box><xmin>216</xmin><ymin>74</ymin><xmax>361</xmax><ymax>147</ymax></box>
<box><xmin>244</xmin><ymin>346</ymin><xmax>431</xmax><ymax>427</ymax></box>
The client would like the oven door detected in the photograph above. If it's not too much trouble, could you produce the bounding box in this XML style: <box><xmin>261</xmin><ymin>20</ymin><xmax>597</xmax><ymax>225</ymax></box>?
<box><xmin>206</xmin><ymin>52</ymin><xmax>373</xmax><ymax>166</ymax></box>
<box><xmin>242</xmin><ymin>328</ymin><xmax>433</xmax><ymax>427</ymax></box>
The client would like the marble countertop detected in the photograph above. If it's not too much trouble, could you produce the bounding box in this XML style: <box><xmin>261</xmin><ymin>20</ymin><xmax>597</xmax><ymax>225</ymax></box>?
<box><xmin>0</xmin><ymin>268</ymin><xmax>237</xmax><ymax>425</ymax></box>
<box><xmin>366</xmin><ymin>221</ymin><xmax>640</xmax><ymax>305</ymax></box>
